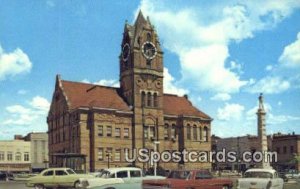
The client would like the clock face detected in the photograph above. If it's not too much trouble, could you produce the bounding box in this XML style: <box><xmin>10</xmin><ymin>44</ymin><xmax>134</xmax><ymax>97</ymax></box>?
<box><xmin>142</xmin><ymin>42</ymin><xmax>157</xmax><ymax>59</ymax></box>
<box><xmin>122</xmin><ymin>43</ymin><xmax>130</xmax><ymax>61</ymax></box>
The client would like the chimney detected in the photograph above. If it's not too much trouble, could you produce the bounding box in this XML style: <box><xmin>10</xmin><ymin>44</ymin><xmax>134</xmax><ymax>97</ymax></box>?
<box><xmin>14</xmin><ymin>135</ymin><xmax>23</xmax><ymax>140</ymax></box>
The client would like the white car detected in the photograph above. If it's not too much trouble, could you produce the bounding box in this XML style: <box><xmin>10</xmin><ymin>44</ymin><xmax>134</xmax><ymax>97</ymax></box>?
<box><xmin>237</xmin><ymin>168</ymin><xmax>283</xmax><ymax>189</ymax></box>
<box><xmin>79</xmin><ymin>167</ymin><xmax>165</xmax><ymax>189</ymax></box>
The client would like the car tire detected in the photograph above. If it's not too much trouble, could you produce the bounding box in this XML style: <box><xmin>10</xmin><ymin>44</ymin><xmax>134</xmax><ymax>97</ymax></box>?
<box><xmin>34</xmin><ymin>184</ymin><xmax>44</xmax><ymax>189</ymax></box>
<box><xmin>74</xmin><ymin>181</ymin><xmax>80</xmax><ymax>189</ymax></box>
<box><xmin>222</xmin><ymin>185</ymin><xmax>229</xmax><ymax>189</ymax></box>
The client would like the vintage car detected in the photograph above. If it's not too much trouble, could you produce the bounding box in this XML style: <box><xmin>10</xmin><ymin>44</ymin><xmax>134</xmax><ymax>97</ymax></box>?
<box><xmin>237</xmin><ymin>168</ymin><xmax>284</xmax><ymax>189</ymax></box>
<box><xmin>79</xmin><ymin>167</ymin><xmax>165</xmax><ymax>189</ymax></box>
<box><xmin>26</xmin><ymin>167</ymin><xmax>94</xmax><ymax>189</ymax></box>
<box><xmin>284</xmin><ymin>169</ymin><xmax>300</xmax><ymax>179</ymax></box>
<box><xmin>88</xmin><ymin>182</ymin><xmax>141</xmax><ymax>189</ymax></box>
<box><xmin>142</xmin><ymin>169</ymin><xmax>233</xmax><ymax>189</ymax></box>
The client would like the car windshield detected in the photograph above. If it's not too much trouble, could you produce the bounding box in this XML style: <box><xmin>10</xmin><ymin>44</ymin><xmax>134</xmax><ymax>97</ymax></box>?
<box><xmin>168</xmin><ymin>171</ymin><xmax>190</xmax><ymax>179</ymax></box>
<box><xmin>244</xmin><ymin>171</ymin><xmax>273</xmax><ymax>178</ymax></box>
<box><xmin>66</xmin><ymin>169</ymin><xmax>76</xmax><ymax>175</ymax></box>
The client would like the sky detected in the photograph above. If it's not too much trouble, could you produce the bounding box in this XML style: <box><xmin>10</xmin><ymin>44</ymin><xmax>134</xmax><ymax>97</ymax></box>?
<box><xmin>0</xmin><ymin>0</ymin><xmax>300</xmax><ymax>140</ymax></box>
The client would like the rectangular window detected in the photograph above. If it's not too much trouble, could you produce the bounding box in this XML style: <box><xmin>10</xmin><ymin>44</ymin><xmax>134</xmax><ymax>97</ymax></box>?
<box><xmin>24</xmin><ymin>152</ymin><xmax>30</xmax><ymax>161</ymax></box>
<box><xmin>115</xmin><ymin>128</ymin><xmax>121</xmax><ymax>138</ymax></box>
<box><xmin>193</xmin><ymin>126</ymin><xmax>197</xmax><ymax>140</ymax></box>
<box><xmin>98</xmin><ymin>148</ymin><xmax>103</xmax><ymax>161</ymax></box>
<box><xmin>7</xmin><ymin>152</ymin><xmax>13</xmax><ymax>161</ymax></box>
<box><xmin>124</xmin><ymin>128</ymin><xmax>129</xmax><ymax>138</ymax></box>
<box><xmin>0</xmin><ymin>152</ymin><xmax>4</xmax><ymax>161</ymax></box>
<box><xmin>290</xmin><ymin>146</ymin><xmax>294</xmax><ymax>154</ymax></box>
<box><xmin>283</xmin><ymin>146</ymin><xmax>287</xmax><ymax>153</ymax></box>
<box><xmin>199</xmin><ymin>127</ymin><xmax>203</xmax><ymax>141</ymax></box>
<box><xmin>15</xmin><ymin>152</ymin><xmax>21</xmax><ymax>161</ymax></box>
<box><xmin>107</xmin><ymin>126</ymin><xmax>112</xmax><ymax>137</ymax></box>
<box><xmin>144</xmin><ymin>126</ymin><xmax>148</xmax><ymax>139</ymax></box>
<box><xmin>172</xmin><ymin>125</ymin><xmax>176</xmax><ymax>139</ymax></box>
<box><xmin>149</xmin><ymin>127</ymin><xmax>155</xmax><ymax>139</ymax></box>
<box><xmin>164</xmin><ymin>125</ymin><xmax>169</xmax><ymax>140</ymax></box>
<box><xmin>98</xmin><ymin>125</ymin><xmax>103</xmax><ymax>136</ymax></box>
<box><xmin>106</xmin><ymin>148</ymin><xmax>112</xmax><ymax>161</ymax></box>
<box><xmin>115</xmin><ymin>149</ymin><xmax>121</xmax><ymax>161</ymax></box>
<box><xmin>203</xmin><ymin>128</ymin><xmax>208</xmax><ymax>142</ymax></box>
<box><xmin>187</xmin><ymin>126</ymin><xmax>191</xmax><ymax>140</ymax></box>
<box><xmin>276</xmin><ymin>147</ymin><xmax>280</xmax><ymax>154</ymax></box>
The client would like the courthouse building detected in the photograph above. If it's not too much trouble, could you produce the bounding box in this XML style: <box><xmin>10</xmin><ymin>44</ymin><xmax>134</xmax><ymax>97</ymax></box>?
<box><xmin>47</xmin><ymin>11</ymin><xmax>212</xmax><ymax>171</ymax></box>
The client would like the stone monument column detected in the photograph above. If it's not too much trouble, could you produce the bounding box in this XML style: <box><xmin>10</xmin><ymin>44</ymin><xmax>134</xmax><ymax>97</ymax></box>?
<box><xmin>256</xmin><ymin>93</ymin><xmax>270</xmax><ymax>168</ymax></box>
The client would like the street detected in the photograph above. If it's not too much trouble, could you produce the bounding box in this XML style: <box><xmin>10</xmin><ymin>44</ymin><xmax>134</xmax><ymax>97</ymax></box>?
<box><xmin>0</xmin><ymin>180</ymin><xmax>299</xmax><ymax>189</ymax></box>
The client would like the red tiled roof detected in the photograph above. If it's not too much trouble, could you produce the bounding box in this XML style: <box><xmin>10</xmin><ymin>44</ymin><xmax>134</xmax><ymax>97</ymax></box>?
<box><xmin>60</xmin><ymin>80</ymin><xmax>211</xmax><ymax>119</ymax></box>
<box><xmin>163</xmin><ymin>94</ymin><xmax>211</xmax><ymax>119</ymax></box>
<box><xmin>61</xmin><ymin>80</ymin><xmax>131</xmax><ymax>111</ymax></box>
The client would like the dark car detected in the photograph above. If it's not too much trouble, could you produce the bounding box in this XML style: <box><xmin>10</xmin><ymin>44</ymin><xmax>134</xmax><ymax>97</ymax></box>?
<box><xmin>0</xmin><ymin>172</ymin><xmax>14</xmax><ymax>181</ymax></box>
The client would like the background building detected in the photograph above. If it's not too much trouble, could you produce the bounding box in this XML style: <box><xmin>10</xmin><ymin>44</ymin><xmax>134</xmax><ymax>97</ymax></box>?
<box><xmin>24</xmin><ymin>132</ymin><xmax>49</xmax><ymax>172</ymax></box>
<box><xmin>0</xmin><ymin>138</ymin><xmax>31</xmax><ymax>172</ymax></box>
<box><xmin>47</xmin><ymin>11</ymin><xmax>212</xmax><ymax>172</ymax></box>
<box><xmin>272</xmin><ymin>132</ymin><xmax>300</xmax><ymax>171</ymax></box>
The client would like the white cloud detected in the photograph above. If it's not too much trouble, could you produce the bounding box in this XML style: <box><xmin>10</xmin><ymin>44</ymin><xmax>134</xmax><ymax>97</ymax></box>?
<box><xmin>82</xmin><ymin>70</ymin><xmax>189</xmax><ymax>96</ymax></box>
<box><xmin>82</xmin><ymin>79</ymin><xmax>120</xmax><ymax>87</ymax></box>
<box><xmin>138</xmin><ymin>0</ymin><xmax>300</xmax><ymax>94</ymax></box>
<box><xmin>279</xmin><ymin>32</ymin><xmax>300</xmax><ymax>68</ymax></box>
<box><xmin>210</xmin><ymin>93</ymin><xmax>231</xmax><ymax>101</ymax></box>
<box><xmin>29</xmin><ymin>96</ymin><xmax>50</xmax><ymax>113</ymax></box>
<box><xmin>163</xmin><ymin>67</ymin><xmax>188</xmax><ymax>96</ymax></box>
<box><xmin>247</xmin><ymin>76</ymin><xmax>290</xmax><ymax>94</ymax></box>
<box><xmin>268</xmin><ymin>114</ymin><xmax>300</xmax><ymax>125</ymax></box>
<box><xmin>2</xmin><ymin>96</ymin><xmax>50</xmax><ymax>126</ymax></box>
<box><xmin>95</xmin><ymin>79</ymin><xmax>119</xmax><ymax>87</ymax></box>
<box><xmin>217</xmin><ymin>103</ymin><xmax>245</xmax><ymax>121</ymax></box>
<box><xmin>0</xmin><ymin>45</ymin><xmax>32</xmax><ymax>80</ymax></box>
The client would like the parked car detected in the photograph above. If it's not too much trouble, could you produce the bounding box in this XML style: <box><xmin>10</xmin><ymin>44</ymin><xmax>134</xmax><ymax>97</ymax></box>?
<box><xmin>284</xmin><ymin>169</ymin><xmax>300</xmax><ymax>179</ymax></box>
<box><xmin>142</xmin><ymin>169</ymin><xmax>233</xmax><ymax>189</ymax></box>
<box><xmin>26</xmin><ymin>167</ymin><xmax>94</xmax><ymax>189</ymax></box>
<box><xmin>13</xmin><ymin>172</ymin><xmax>37</xmax><ymax>181</ymax></box>
<box><xmin>237</xmin><ymin>168</ymin><xmax>283</xmax><ymax>189</ymax></box>
<box><xmin>278</xmin><ymin>172</ymin><xmax>289</xmax><ymax>182</ymax></box>
<box><xmin>89</xmin><ymin>182</ymin><xmax>141</xmax><ymax>189</ymax></box>
<box><xmin>79</xmin><ymin>167</ymin><xmax>165</xmax><ymax>189</ymax></box>
<box><xmin>0</xmin><ymin>172</ymin><xmax>14</xmax><ymax>181</ymax></box>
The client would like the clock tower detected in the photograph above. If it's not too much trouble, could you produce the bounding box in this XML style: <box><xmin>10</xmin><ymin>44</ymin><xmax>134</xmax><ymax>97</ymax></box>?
<box><xmin>120</xmin><ymin>11</ymin><xmax>164</xmax><ymax>162</ymax></box>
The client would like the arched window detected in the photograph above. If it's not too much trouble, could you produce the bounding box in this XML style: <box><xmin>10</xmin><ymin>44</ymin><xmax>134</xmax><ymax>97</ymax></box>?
<box><xmin>153</xmin><ymin>93</ymin><xmax>158</xmax><ymax>107</ymax></box>
<box><xmin>199</xmin><ymin>127</ymin><xmax>203</xmax><ymax>141</ymax></box>
<box><xmin>147</xmin><ymin>92</ymin><xmax>152</xmax><ymax>107</ymax></box>
<box><xmin>203</xmin><ymin>127</ymin><xmax>208</xmax><ymax>142</ymax></box>
<box><xmin>141</xmin><ymin>91</ymin><xmax>146</xmax><ymax>107</ymax></box>
<box><xmin>187</xmin><ymin>124</ymin><xmax>191</xmax><ymax>140</ymax></box>
<box><xmin>193</xmin><ymin>125</ymin><xmax>197</xmax><ymax>140</ymax></box>
<box><xmin>164</xmin><ymin>124</ymin><xmax>169</xmax><ymax>140</ymax></box>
